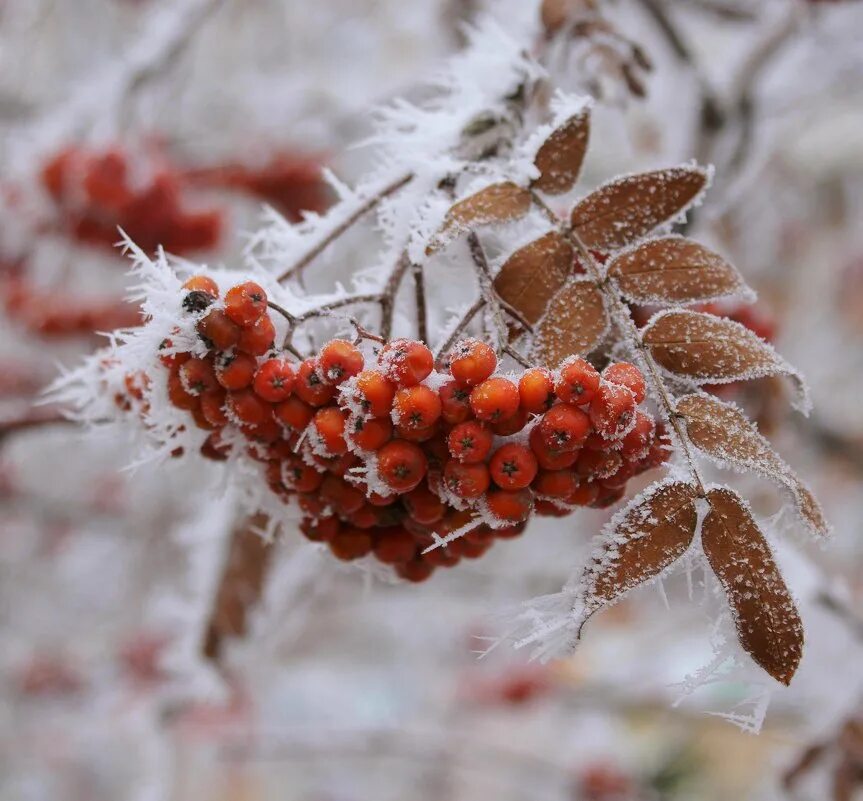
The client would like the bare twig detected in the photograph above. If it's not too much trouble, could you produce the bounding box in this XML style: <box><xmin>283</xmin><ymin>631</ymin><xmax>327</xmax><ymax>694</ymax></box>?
<box><xmin>412</xmin><ymin>261</ymin><xmax>428</xmax><ymax>343</ymax></box>
<box><xmin>435</xmin><ymin>298</ymin><xmax>485</xmax><ymax>366</ymax></box>
<box><xmin>277</xmin><ymin>173</ymin><xmax>413</xmax><ymax>283</ymax></box>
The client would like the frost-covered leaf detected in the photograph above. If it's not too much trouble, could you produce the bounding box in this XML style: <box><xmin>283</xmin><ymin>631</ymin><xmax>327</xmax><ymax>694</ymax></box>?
<box><xmin>702</xmin><ymin>488</ymin><xmax>803</xmax><ymax>685</ymax></box>
<box><xmin>583</xmin><ymin>480</ymin><xmax>699</xmax><ymax>612</ymax></box>
<box><xmin>532</xmin><ymin>110</ymin><xmax>590</xmax><ymax>195</ymax></box>
<box><xmin>202</xmin><ymin>515</ymin><xmax>272</xmax><ymax>661</ymax></box>
<box><xmin>494</xmin><ymin>231</ymin><xmax>574</xmax><ymax>324</ymax></box>
<box><xmin>533</xmin><ymin>277</ymin><xmax>608</xmax><ymax>366</ymax></box>
<box><xmin>570</xmin><ymin>166</ymin><xmax>709</xmax><ymax>251</ymax></box>
<box><xmin>642</xmin><ymin>309</ymin><xmax>810</xmax><ymax>412</ymax></box>
<box><xmin>677</xmin><ymin>394</ymin><xmax>829</xmax><ymax>538</ymax></box>
<box><xmin>426</xmin><ymin>182</ymin><xmax>532</xmax><ymax>254</ymax></box>
<box><xmin>608</xmin><ymin>236</ymin><xmax>752</xmax><ymax>305</ymax></box>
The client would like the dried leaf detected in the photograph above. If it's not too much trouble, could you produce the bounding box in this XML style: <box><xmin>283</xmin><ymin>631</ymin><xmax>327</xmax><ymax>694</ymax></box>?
<box><xmin>642</xmin><ymin>310</ymin><xmax>809</xmax><ymax>412</ymax></box>
<box><xmin>570</xmin><ymin>166</ymin><xmax>709</xmax><ymax>251</ymax></box>
<box><xmin>584</xmin><ymin>481</ymin><xmax>699</xmax><ymax>609</ymax></box>
<box><xmin>532</xmin><ymin>110</ymin><xmax>591</xmax><ymax>195</ymax></box>
<box><xmin>702</xmin><ymin>488</ymin><xmax>803</xmax><ymax>685</ymax></box>
<box><xmin>202</xmin><ymin>515</ymin><xmax>272</xmax><ymax>662</ymax></box>
<box><xmin>541</xmin><ymin>0</ymin><xmax>573</xmax><ymax>35</ymax></box>
<box><xmin>533</xmin><ymin>277</ymin><xmax>608</xmax><ymax>367</ymax></box>
<box><xmin>494</xmin><ymin>231</ymin><xmax>574</xmax><ymax>324</ymax></box>
<box><xmin>427</xmin><ymin>182</ymin><xmax>532</xmax><ymax>254</ymax></box>
<box><xmin>608</xmin><ymin>236</ymin><xmax>752</xmax><ymax>305</ymax></box>
<box><xmin>677</xmin><ymin>394</ymin><xmax>829</xmax><ymax>538</ymax></box>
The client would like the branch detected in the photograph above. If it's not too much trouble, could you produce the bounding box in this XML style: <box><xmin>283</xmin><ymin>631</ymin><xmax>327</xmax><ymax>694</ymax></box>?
<box><xmin>412</xmin><ymin>261</ymin><xmax>428</xmax><ymax>343</ymax></box>
<box><xmin>277</xmin><ymin>173</ymin><xmax>414</xmax><ymax>283</ymax></box>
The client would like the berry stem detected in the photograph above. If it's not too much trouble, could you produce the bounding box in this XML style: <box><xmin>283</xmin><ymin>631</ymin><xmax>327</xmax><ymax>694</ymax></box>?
<box><xmin>277</xmin><ymin>172</ymin><xmax>414</xmax><ymax>283</ymax></box>
<box><xmin>412</xmin><ymin>261</ymin><xmax>428</xmax><ymax>344</ymax></box>
<box><xmin>530</xmin><ymin>190</ymin><xmax>707</xmax><ymax>495</ymax></box>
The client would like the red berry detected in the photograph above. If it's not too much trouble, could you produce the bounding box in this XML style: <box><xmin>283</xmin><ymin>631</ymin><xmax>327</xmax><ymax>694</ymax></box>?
<box><xmin>555</xmin><ymin>358</ymin><xmax>600</xmax><ymax>405</ymax></box>
<box><xmin>404</xmin><ymin>485</ymin><xmax>446</xmax><ymax>525</ymax></box>
<box><xmin>492</xmin><ymin>405</ymin><xmax>529</xmax><ymax>436</ymax></box>
<box><xmin>589</xmin><ymin>382</ymin><xmax>637</xmax><ymax>439</ymax></box>
<box><xmin>319</xmin><ymin>339</ymin><xmax>364</xmax><ymax>384</ymax></box>
<box><xmin>395</xmin><ymin>422</ymin><xmax>439</xmax><ymax>443</ymax></box>
<box><xmin>469</xmin><ymin>377</ymin><xmax>520</xmax><ymax>422</ymax></box>
<box><xmin>236</xmin><ymin>314</ymin><xmax>275</xmax><ymax>356</ymax></box>
<box><xmin>591</xmin><ymin>485</ymin><xmax>626</xmax><ymax>509</ymax></box>
<box><xmin>620</xmin><ymin>410</ymin><xmax>655</xmax><ymax>461</ymax></box>
<box><xmin>519</xmin><ymin>368</ymin><xmax>554</xmax><ymax>414</ymax></box>
<box><xmin>374</xmin><ymin>528</ymin><xmax>417</xmax><ymax>564</ymax></box>
<box><xmin>377</xmin><ymin>440</ymin><xmax>428</xmax><ymax>493</ymax></box>
<box><xmin>486</xmin><ymin>488</ymin><xmax>532</xmax><ymax>524</ymax></box>
<box><xmin>378</xmin><ymin>339</ymin><xmax>433</xmax><ymax>387</ymax></box>
<box><xmin>274</xmin><ymin>396</ymin><xmax>314</xmax><ymax>430</ymax></box>
<box><xmin>199</xmin><ymin>390</ymin><xmax>229</xmax><ymax>427</ymax></box>
<box><xmin>253</xmin><ymin>358</ymin><xmax>295</xmax><ymax>402</ymax></box>
<box><xmin>282</xmin><ymin>460</ymin><xmax>325</xmax><ymax>492</ymax></box>
<box><xmin>566</xmin><ymin>482</ymin><xmax>600</xmax><ymax>506</ymax></box>
<box><xmin>532</xmin><ymin>468</ymin><xmax>579</xmax><ymax>499</ymax></box>
<box><xmin>489</xmin><ymin>443</ymin><xmax>538</xmax><ymax>490</ymax></box>
<box><xmin>179</xmin><ymin>357</ymin><xmax>219</xmax><ymax>395</ymax></box>
<box><xmin>443</xmin><ymin>460</ymin><xmax>490</xmax><ymax>499</ymax></box>
<box><xmin>575</xmin><ymin>448</ymin><xmax>623</xmax><ymax>481</ymax></box>
<box><xmin>214</xmin><ymin>351</ymin><xmax>257</xmax><ymax>390</ymax></box>
<box><xmin>396</xmin><ymin>559</ymin><xmax>435</xmax><ymax>582</ymax></box>
<box><xmin>348</xmin><ymin>415</ymin><xmax>392</xmax><ymax>451</ymax></box>
<box><xmin>224</xmin><ymin>281</ymin><xmax>268</xmax><ymax>326</ymax></box>
<box><xmin>294</xmin><ymin>359</ymin><xmax>336</xmax><ymax>407</ymax></box>
<box><xmin>603</xmin><ymin>361</ymin><xmax>646</xmax><ymax>404</ymax></box>
<box><xmin>392</xmin><ymin>385</ymin><xmax>442</xmax><ymax>430</ymax></box>
<box><xmin>226</xmin><ymin>389</ymin><xmax>273</xmax><ymax>426</ymax></box>
<box><xmin>313</xmin><ymin>406</ymin><xmax>348</xmax><ymax>455</ymax></box>
<box><xmin>449</xmin><ymin>339</ymin><xmax>497</xmax><ymax>387</ymax></box>
<box><xmin>197</xmin><ymin>309</ymin><xmax>241</xmax><ymax>351</ymax></box>
<box><xmin>538</xmin><ymin>404</ymin><xmax>590</xmax><ymax>451</ymax></box>
<box><xmin>439</xmin><ymin>380</ymin><xmax>472</xmax><ymax>424</ymax></box>
<box><xmin>300</xmin><ymin>516</ymin><xmax>340</xmax><ymax>542</ymax></box>
<box><xmin>528</xmin><ymin>425</ymin><xmax>579</xmax><ymax>470</ymax></box>
<box><xmin>167</xmin><ymin>368</ymin><xmax>198</xmax><ymax>410</ymax></box>
<box><xmin>352</xmin><ymin>370</ymin><xmax>396</xmax><ymax>417</ymax></box>
<box><xmin>320</xmin><ymin>476</ymin><xmax>365</xmax><ymax>515</ymax></box>
<box><xmin>329</xmin><ymin>528</ymin><xmax>373</xmax><ymax>561</ymax></box>
<box><xmin>447</xmin><ymin>420</ymin><xmax>493</xmax><ymax>464</ymax></box>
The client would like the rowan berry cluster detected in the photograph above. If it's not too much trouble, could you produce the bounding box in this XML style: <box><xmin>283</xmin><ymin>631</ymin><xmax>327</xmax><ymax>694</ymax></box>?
<box><xmin>154</xmin><ymin>278</ymin><xmax>669</xmax><ymax>582</ymax></box>
<box><xmin>40</xmin><ymin>146</ymin><xmax>223</xmax><ymax>255</ymax></box>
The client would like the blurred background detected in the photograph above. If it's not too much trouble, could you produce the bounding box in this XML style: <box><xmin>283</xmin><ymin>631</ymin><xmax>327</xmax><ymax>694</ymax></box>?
<box><xmin>1</xmin><ymin>1</ymin><xmax>863</xmax><ymax>799</ymax></box>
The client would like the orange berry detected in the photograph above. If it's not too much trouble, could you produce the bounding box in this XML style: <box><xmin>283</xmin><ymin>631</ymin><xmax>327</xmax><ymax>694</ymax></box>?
<box><xmin>443</xmin><ymin>460</ymin><xmax>490</xmax><ymax>499</ymax></box>
<box><xmin>377</xmin><ymin>440</ymin><xmax>428</xmax><ymax>493</ymax></box>
<box><xmin>538</xmin><ymin>403</ymin><xmax>590</xmax><ymax>451</ymax></box>
<box><xmin>199</xmin><ymin>390</ymin><xmax>229</xmax><ymax>427</ymax></box>
<box><xmin>182</xmin><ymin>275</ymin><xmax>219</xmax><ymax>297</ymax></box>
<box><xmin>352</xmin><ymin>370</ymin><xmax>396</xmax><ymax>417</ymax></box>
<box><xmin>492</xmin><ymin>405</ymin><xmax>529</xmax><ymax>435</ymax></box>
<box><xmin>489</xmin><ymin>443</ymin><xmax>538</xmax><ymax>490</ymax></box>
<box><xmin>319</xmin><ymin>339</ymin><xmax>364</xmax><ymax>384</ymax></box>
<box><xmin>329</xmin><ymin>528</ymin><xmax>373</xmax><ymax>560</ymax></box>
<box><xmin>167</xmin><ymin>367</ymin><xmax>198</xmax><ymax>410</ymax></box>
<box><xmin>294</xmin><ymin>359</ymin><xmax>336</xmax><ymax>407</ymax></box>
<box><xmin>320</xmin><ymin>475</ymin><xmax>365</xmax><ymax>515</ymax></box>
<box><xmin>214</xmin><ymin>351</ymin><xmax>257</xmax><ymax>390</ymax></box>
<box><xmin>224</xmin><ymin>281</ymin><xmax>268</xmax><ymax>326</ymax></box>
<box><xmin>282</xmin><ymin>460</ymin><xmax>325</xmax><ymax>493</ymax></box>
<box><xmin>528</xmin><ymin>425</ymin><xmax>579</xmax><ymax>470</ymax></box>
<box><xmin>313</xmin><ymin>406</ymin><xmax>348</xmax><ymax>455</ymax></box>
<box><xmin>469</xmin><ymin>377</ymin><xmax>520</xmax><ymax>422</ymax></box>
<box><xmin>486</xmin><ymin>488</ymin><xmax>532</xmax><ymax>524</ymax></box>
<box><xmin>226</xmin><ymin>389</ymin><xmax>273</xmax><ymax>426</ymax></box>
<box><xmin>589</xmin><ymin>382</ymin><xmax>636</xmax><ymax>439</ymax></box>
<box><xmin>236</xmin><ymin>314</ymin><xmax>275</xmax><ymax>356</ymax></box>
<box><xmin>449</xmin><ymin>339</ymin><xmax>497</xmax><ymax>387</ymax></box>
<box><xmin>447</xmin><ymin>420</ymin><xmax>493</xmax><ymax>464</ymax></box>
<box><xmin>532</xmin><ymin>469</ymin><xmax>579</xmax><ymax>499</ymax></box>
<box><xmin>396</xmin><ymin>559</ymin><xmax>435</xmax><ymax>582</ymax></box>
<box><xmin>566</xmin><ymin>482</ymin><xmax>600</xmax><ymax>506</ymax></box>
<box><xmin>378</xmin><ymin>338</ymin><xmax>433</xmax><ymax>387</ymax></box>
<box><xmin>348</xmin><ymin>415</ymin><xmax>392</xmax><ymax>451</ymax></box>
<box><xmin>373</xmin><ymin>527</ymin><xmax>417</xmax><ymax>564</ymax></box>
<box><xmin>300</xmin><ymin>516</ymin><xmax>340</xmax><ymax>542</ymax></box>
<box><xmin>575</xmin><ymin>448</ymin><xmax>623</xmax><ymax>481</ymax></box>
<box><xmin>519</xmin><ymin>368</ymin><xmax>554</xmax><ymax>413</ymax></box>
<box><xmin>252</xmin><ymin>358</ymin><xmax>295</xmax><ymax>402</ymax></box>
<box><xmin>439</xmin><ymin>380</ymin><xmax>472</xmax><ymax>424</ymax></box>
<box><xmin>179</xmin><ymin>357</ymin><xmax>219</xmax><ymax>395</ymax></box>
<box><xmin>392</xmin><ymin>385</ymin><xmax>442</xmax><ymax>430</ymax></box>
<box><xmin>603</xmin><ymin>361</ymin><xmax>646</xmax><ymax>404</ymax></box>
<box><xmin>197</xmin><ymin>308</ymin><xmax>241</xmax><ymax>351</ymax></box>
<box><xmin>274</xmin><ymin>396</ymin><xmax>314</xmax><ymax>430</ymax></box>
<box><xmin>555</xmin><ymin>357</ymin><xmax>600</xmax><ymax>404</ymax></box>
<box><xmin>620</xmin><ymin>410</ymin><xmax>655</xmax><ymax>461</ymax></box>
<box><xmin>404</xmin><ymin>484</ymin><xmax>446</xmax><ymax>525</ymax></box>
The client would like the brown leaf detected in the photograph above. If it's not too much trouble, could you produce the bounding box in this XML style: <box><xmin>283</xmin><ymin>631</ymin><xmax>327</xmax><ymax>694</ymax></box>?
<box><xmin>202</xmin><ymin>514</ymin><xmax>273</xmax><ymax>662</ymax></box>
<box><xmin>494</xmin><ymin>231</ymin><xmax>574</xmax><ymax>324</ymax></box>
<box><xmin>677</xmin><ymin>394</ymin><xmax>829</xmax><ymax>538</ymax></box>
<box><xmin>702</xmin><ymin>488</ymin><xmax>803</xmax><ymax>685</ymax></box>
<box><xmin>608</xmin><ymin>236</ymin><xmax>752</xmax><ymax>305</ymax></box>
<box><xmin>541</xmin><ymin>0</ymin><xmax>573</xmax><ymax>35</ymax></box>
<box><xmin>584</xmin><ymin>481</ymin><xmax>699</xmax><ymax>608</ymax></box>
<box><xmin>427</xmin><ymin>182</ymin><xmax>532</xmax><ymax>254</ymax></box>
<box><xmin>642</xmin><ymin>310</ymin><xmax>809</xmax><ymax>411</ymax></box>
<box><xmin>533</xmin><ymin>277</ymin><xmax>608</xmax><ymax>367</ymax></box>
<box><xmin>532</xmin><ymin>110</ymin><xmax>591</xmax><ymax>195</ymax></box>
<box><xmin>570</xmin><ymin>166</ymin><xmax>709</xmax><ymax>251</ymax></box>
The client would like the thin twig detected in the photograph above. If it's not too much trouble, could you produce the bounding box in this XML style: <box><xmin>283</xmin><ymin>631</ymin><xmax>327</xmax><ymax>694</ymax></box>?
<box><xmin>412</xmin><ymin>261</ymin><xmax>428</xmax><ymax>343</ymax></box>
<box><xmin>379</xmin><ymin>251</ymin><xmax>412</xmax><ymax>342</ymax></box>
<box><xmin>435</xmin><ymin>298</ymin><xmax>486</xmax><ymax>366</ymax></box>
<box><xmin>530</xmin><ymin>191</ymin><xmax>707</xmax><ymax>495</ymax></box>
<box><xmin>277</xmin><ymin>173</ymin><xmax>413</xmax><ymax>283</ymax></box>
